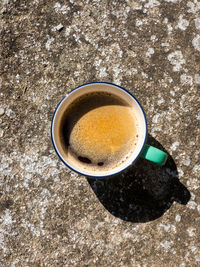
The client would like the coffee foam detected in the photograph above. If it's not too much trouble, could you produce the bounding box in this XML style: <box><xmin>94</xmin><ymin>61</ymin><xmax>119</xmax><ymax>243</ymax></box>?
<box><xmin>59</xmin><ymin>92</ymin><xmax>139</xmax><ymax>172</ymax></box>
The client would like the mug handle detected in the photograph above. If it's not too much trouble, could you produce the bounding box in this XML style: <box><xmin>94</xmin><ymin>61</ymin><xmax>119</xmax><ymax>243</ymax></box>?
<box><xmin>140</xmin><ymin>144</ymin><xmax>168</xmax><ymax>166</ymax></box>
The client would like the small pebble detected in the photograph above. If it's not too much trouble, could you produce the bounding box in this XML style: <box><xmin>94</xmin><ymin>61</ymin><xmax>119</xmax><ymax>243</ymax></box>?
<box><xmin>53</xmin><ymin>23</ymin><xmax>64</xmax><ymax>32</ymax></box>
<box><xmin>0</xmin><ymin>108</ymin><xmax>5</xmax><ymax>116</ymax></box>
<box><xmin>0</xmin><ymin>128</ymin><xmax>4</xmax><ymax>138</ymax></box>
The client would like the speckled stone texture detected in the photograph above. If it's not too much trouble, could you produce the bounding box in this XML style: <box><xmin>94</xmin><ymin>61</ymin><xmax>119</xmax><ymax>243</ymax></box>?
<box><xmin>0</xmin><ymin>0</ymin><xmax>200</xmax><ymax>266</ymax></box>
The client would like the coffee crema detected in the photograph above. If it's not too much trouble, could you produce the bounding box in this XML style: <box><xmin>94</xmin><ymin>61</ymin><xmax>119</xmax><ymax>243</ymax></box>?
<box><xmin>59</xmin><ymin>92</ymin><xmax>138</xmax><ymax>171</ymax></box>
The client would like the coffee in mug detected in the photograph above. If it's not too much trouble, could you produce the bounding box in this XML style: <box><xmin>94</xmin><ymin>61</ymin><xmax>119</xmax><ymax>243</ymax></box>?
<box><xmin>51</xmin><ymin>83</ymin><xmax>167</xmax><ymax>177</ymax></box>
<box><xmin>59</xmin><ymin>91</ymin><xmax>139</xmax><ymax>172</ymax></box>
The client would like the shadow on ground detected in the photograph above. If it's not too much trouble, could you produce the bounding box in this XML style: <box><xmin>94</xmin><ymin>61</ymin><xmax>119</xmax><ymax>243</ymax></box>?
<box><xmin>87</xmin><ymin>135</ymin><xmax>191</xmax><ymax>222</ymax></box>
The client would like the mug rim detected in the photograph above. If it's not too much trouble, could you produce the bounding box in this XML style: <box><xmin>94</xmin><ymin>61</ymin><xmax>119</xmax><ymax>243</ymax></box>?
<box><xmin>51</xmin><ymin>82</ymin><xmax>148</xmax><ymax>178</ymax></box>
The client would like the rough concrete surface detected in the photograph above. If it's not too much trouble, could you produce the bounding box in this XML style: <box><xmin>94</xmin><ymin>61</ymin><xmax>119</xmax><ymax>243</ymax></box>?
<box><xmin>0</xmin><ymin>0</ymin><xmax>200</xmax><ymax>266</ymax></box>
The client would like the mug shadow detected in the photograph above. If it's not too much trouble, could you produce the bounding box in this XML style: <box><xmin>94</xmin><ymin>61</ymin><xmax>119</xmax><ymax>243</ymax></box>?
<box><xmin>86</xmin><ymin>134</ymin><xmax>191</xmax><ymax>223</ymax></box>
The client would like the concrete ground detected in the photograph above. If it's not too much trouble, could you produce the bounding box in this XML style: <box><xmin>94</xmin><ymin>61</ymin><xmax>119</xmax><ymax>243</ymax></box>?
<box><xmin>0</xmin><ymin>0</ymin><xmax>200</xmax><ymax>266</ymax></box>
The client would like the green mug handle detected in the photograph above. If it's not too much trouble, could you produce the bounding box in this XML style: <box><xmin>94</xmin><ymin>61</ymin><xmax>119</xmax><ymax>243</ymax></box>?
<box><xmin>140</xmin><ymin>144</ymin><xmax>168</xmax><ymax>166</ymax></box>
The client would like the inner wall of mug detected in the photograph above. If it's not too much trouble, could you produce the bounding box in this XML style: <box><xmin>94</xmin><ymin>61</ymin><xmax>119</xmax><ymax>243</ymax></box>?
<box><xmin>52</xmin><ymin>83</ymin><xmax>147</xmax><ymax>177</ymax></box>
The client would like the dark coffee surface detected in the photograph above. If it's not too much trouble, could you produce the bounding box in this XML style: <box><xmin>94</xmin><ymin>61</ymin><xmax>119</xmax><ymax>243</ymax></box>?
<box><xmin>59</xmin><ymin>92</ymin><xmax>138</xmax><ymax>170</ymax></box>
